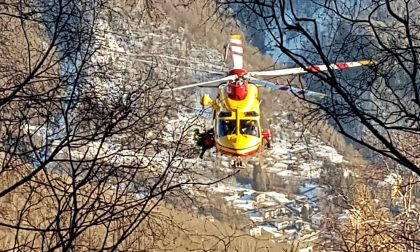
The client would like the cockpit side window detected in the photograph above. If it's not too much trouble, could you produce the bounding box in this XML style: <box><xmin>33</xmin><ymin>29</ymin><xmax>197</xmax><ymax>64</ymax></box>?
<box><xmin>217</xmin><ymin>120</ymin><xmax>236</xmax><ymax>137</ymax></box>
<box><xmin>240</xmin><ymin>120</ymin><xmax>259</xmax><ymax>137</ymax></box>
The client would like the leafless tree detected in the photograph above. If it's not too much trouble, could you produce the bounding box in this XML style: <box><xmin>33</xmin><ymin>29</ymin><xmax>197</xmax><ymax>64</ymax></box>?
<box><xmin>0</xmin><ymin>0</ymin><xmax>231</xmax><ymax>250</ymax></box>
<box><xmin>214</xmin><ymin>0</ymin><xmax>420</xmax><ymax>176</ymax></box>
<box><xmin>207</xmin><ymin>0</ymin><xmax>420</xmax><ymax>250</ymax></box>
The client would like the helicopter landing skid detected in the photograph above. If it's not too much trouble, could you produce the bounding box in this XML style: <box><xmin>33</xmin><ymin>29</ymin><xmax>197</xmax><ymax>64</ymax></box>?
<box><xmin>231</xmin><ymin>159</ymin><xmax>244</xmax><ymax>169</ymax></box>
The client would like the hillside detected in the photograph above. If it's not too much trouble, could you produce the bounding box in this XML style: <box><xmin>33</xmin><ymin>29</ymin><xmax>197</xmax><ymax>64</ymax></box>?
<box><xmin>0</xmin><ymin>1</ymin><xmax>290</xmax><ymax>250</ymax></box>
<box><xmin>1</xmin><ymin>0</ymin><xmax>418</xmax><ymax>251</ymax></box>
<box><xmin>0</xmin><ymin>166</ymin><xmax>287</xmax><ymax>251</ymax></box>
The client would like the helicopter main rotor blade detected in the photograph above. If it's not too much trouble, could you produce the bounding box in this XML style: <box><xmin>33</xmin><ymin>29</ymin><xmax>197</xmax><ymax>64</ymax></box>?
<box><xmin>163</xmin><ymin>75</ymin><xmax>236</xmax><ymax>92</ymax></box>
<box><xmin>250</xmin><ymin>78</ymin><xmax>326</xmax><ymax>99</ymax></box>
<box><xmin>248</xmin><ymin>60</ymin><xmax>376</xmax><ymax>77</ymax></box>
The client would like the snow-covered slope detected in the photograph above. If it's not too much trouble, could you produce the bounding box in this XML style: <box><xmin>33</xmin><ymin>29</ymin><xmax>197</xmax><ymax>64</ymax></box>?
<box><xmin>91</xmin><ymin>14</ymin><xmax>351</xmax><ymax>249</ymax></box>
<box><xmin>205</xmin><ymin>110</ymin><xmax>346</xmax><ymax>245</ymax></box>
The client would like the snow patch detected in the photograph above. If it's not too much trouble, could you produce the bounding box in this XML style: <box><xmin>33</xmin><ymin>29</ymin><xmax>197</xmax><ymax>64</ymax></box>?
<box><xmin>315</xmin><ymin>145</ymin><xmax>343</xmax><ymax>163</ymax></box>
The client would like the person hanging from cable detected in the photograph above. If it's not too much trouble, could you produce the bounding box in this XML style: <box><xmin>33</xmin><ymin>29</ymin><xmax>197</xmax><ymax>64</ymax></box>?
<box><xmin>193</xmin><ymin>128</ymin><xmax>215</xmax><ymax>159</ymax></box>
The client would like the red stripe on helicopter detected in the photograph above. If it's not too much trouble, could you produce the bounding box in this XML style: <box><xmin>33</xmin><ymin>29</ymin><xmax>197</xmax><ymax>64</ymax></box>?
<box><xmin>307</xmin><ymin>66</ymin><xmax>321</xmax><ymax>73</ymax></box>
<box><xmin>230</xmin><ymin>42</ymin><xmax>242</xmax><ymax>47</ymax></box>
<box><xmin>218</xmin><ymin>147</ymin><xmax>260</xmax><ymax>157</ymax></box>
<box><xmin>335</xmin><ymin>63</ymin><xmax>349</xmax><ymax>70</ymax></box>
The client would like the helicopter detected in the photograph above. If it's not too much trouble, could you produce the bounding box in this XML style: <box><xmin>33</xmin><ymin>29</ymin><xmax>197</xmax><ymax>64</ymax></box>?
<box><xmin>167</xmin><ymin>35</ymin><xmax>375</xmax><ymax>168</ymax></box>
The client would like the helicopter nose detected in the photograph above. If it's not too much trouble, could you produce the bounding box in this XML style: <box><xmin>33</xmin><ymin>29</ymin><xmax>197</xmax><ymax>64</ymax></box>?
<box><xmin>225</xmin><ymin>135</ymin><xmax>259</xmax><ymax>150</ymax></box>
<box><xmin>227</xmin><ymin>135</ymin><xmax>237</xmax><ymax>143</ymax></box>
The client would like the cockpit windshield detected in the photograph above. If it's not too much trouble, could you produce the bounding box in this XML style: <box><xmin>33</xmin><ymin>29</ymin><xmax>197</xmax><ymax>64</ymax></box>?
<box><xmin>240</xmin><ymin>120</ymin><xmax>259</xmax><ymax>137</ymax></box>
<box><xmin>218</xmin><ymin>120</ymin><xmax>236</xmax><ymax>137</ymax></box>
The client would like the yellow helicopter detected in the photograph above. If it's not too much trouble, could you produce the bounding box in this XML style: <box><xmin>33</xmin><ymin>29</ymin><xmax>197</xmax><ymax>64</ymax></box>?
<box><xmin>168</xmin><ymin>35</ymin><xmax>375</xmax><ymax>167</ymax></box>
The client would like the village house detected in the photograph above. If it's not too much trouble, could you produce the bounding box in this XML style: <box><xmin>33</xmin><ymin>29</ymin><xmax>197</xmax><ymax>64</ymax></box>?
<box><xmin>249</xmin><ymin>226</ymin><xmax>262</xmax><ymax>237</ymax></box>
<box><xmin>258</xmin><ymin>205</ymin><xmax>284</xmax><ymax>219</ymax></box>
<box><xmin>311</xmin><ymin>212</ymin><xmax>324</xmax><ymax>227</ymax></box>
<box><xmin>251</xmin><ymin>192</ymin><xmax>266</xmax><ymax>203</ymax></box>
<box><xmin>267</xmin><ymin>217</ymin><xmax>294</xmax><ymax>230</ymax></box>
<box><xmin>295</xmin><ymin>219</ymin><xmax>312</xmax><ymax>231</ymax></box>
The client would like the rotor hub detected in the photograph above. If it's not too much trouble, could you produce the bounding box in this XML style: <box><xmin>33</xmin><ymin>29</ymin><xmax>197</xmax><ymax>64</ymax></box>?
<box><xmin>227</xmin><ymin>81</ymin><xmax>248</xmax><ymax>100</ymax></box>
<box><xmin>228</xmin><ymin>69</ymin><xmax>248</xmax><ymax>77</ymax></box>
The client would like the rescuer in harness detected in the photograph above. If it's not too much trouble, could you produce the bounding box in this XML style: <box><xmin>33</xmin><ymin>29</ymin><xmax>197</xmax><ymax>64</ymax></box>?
<box><xmin>193</xmin><ymin>128</ymin><xmax>215</xmax><ymax>159</ymax></box>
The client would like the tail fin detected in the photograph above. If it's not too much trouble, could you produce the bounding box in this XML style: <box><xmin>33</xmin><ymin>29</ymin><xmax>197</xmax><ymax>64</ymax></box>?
<box><xmin>229</xmin><ymin>34</ymin><xmax>243</xmax><ymax>69</ymax></box>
